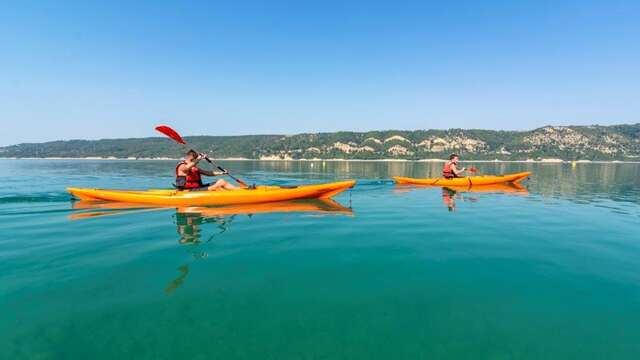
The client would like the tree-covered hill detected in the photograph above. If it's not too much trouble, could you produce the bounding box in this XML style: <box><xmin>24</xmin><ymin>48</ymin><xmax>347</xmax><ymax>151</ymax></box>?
<box><xmin>2</xmin><ymin>124</ymin><xmax>639</xmax><ymax>161</ymax></box>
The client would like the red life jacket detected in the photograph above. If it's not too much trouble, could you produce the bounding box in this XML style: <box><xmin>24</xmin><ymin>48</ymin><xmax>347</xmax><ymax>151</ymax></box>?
<box><xmin>443</xmin><ymin>161</ymin><xmax>456</xmax><ymax>178</ymax></box>
<box><xmin>175</xmin><ymin>161</ymin><xmax>203</xmax><ymax>189</ymax></box>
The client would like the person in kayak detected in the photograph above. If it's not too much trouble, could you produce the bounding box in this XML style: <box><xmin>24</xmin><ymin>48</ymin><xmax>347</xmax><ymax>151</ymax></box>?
<box><xmin>175</xmin><ymin>150</ymin><xmax>238</xmax><ymax>191</ymax></box>
<box><xmin>442</xmin><ymin>154</ymin><xmax>469</xmax><ymax>179</ymax></box>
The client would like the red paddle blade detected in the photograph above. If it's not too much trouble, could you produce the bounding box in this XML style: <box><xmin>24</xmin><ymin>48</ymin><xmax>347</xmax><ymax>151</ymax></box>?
<box><xmin>468</xmin><ymin>166</ymin><xmax>478</xmax><ymax>173</ymax></box>
<box><xmin>155</xmin><ymin>125</ymin><xmax>186</xmax><ymax>144</ymax></box>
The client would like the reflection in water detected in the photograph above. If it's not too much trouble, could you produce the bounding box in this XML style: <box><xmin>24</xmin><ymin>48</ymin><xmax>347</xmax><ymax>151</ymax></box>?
<box><xmin>70</xmin><ymin>199</ymin><xmax>353</xmax><ymax>222</ymax></box>
<box><xmin>69</xmin><ymin>199</ymin><xmax>353</xmax><ymax>293</ymax></box>
<box><xmin>169</xmin><ymin>211</ymin><xmax>236</xmax><ymax>293</ymax></box>
<box><xmin>441</xmin><ymin>188</ymin><xmax>483</xmax><ymax>212</ymax></box>
<box><xmin>442</xmin><ymin>188</ymin><xmax>456</xmax><ymax>212</ymax></box>
<box><xmin>165</xmin><ymin>265</ymin><xmax>189</xmax><ymax>294</ymax></box>
<box><xmin>395</xmin><ymin>182</ymin><xmax>529</xmax><ymax>212</ymax></box>
<box><xmin>174</xmin><ymin>211</ymin><xmax>233</xmax><ymax>245</ymax></box>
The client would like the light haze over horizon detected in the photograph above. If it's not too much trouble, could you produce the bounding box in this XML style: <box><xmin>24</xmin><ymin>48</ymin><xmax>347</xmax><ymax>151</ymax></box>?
<box><xmin>1</xmin><ymin>0</ymin><xmax>639</xmax><ymax>146</ymax></box>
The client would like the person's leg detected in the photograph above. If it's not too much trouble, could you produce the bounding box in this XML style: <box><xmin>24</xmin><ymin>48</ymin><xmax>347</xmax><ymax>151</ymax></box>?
<box><xmin>207</xmin><ymin>179</ymin><xmax>238</xmax><ymax>191</ymax></box>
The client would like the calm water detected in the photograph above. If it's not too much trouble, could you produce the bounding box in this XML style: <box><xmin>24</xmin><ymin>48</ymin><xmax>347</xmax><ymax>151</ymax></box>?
<box><xmin>1</xmin><ymin>159</ymin><xmax>639</xmax><ymax>359</ymax></box>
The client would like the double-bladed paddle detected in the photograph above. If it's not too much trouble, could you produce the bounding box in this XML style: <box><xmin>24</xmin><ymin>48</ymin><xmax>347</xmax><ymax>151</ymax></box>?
<box><xmin>155</xmin><ymin>125</ymin><xmax>249</xmax><ymax>188</ymax></box>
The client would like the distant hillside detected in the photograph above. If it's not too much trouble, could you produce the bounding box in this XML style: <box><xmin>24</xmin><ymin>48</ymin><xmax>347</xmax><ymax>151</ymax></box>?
<box><xmin>2</xmin><ymin>124</ymin><xmax>640</xmax><ymax>161</ymax></box>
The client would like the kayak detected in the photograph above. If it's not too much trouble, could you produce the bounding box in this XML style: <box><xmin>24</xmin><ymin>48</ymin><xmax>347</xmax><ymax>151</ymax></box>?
<box><xmin>68</xmin><ymin>180</ymin><xmax>355</xmax><ymax>206</ymax></box>
<box><xmin>69</xmin><ymin>198</ymin><xmax>352</xmax><ymax>220</ymax></box>
<box><xmin>393</xmin><ymin>171</ymin><xmax>531</xmax><ymax>186</ymax></box>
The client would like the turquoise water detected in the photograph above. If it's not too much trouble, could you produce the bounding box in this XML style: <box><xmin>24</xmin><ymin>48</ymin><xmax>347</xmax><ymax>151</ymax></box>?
<box><xmin>1</xmin><ymin>159</ymin><xmax>639</xmax><ymax>359</ymax></box>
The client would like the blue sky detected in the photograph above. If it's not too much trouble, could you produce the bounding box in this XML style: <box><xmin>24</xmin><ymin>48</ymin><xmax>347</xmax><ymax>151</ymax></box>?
<box><xmin>1</xmin><ymin>0</ymin><xmax>639</xmax><ymax>145</ymax></box>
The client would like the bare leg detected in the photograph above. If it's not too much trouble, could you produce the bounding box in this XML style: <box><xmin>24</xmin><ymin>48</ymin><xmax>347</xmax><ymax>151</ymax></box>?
<box><xmin>207</xmin><ymin>179</ymin><xmax>238</xmax><ymax>191</ymax></box>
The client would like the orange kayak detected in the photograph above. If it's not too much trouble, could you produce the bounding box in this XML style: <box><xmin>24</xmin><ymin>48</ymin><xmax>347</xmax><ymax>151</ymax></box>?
<box><xmin>68</xmin><ymin>180</ymin><xmax>355</xmax><ymax>206</ymax></box>
<box><xmin>393</xmin><ymin>172</ymin><xmax>531</xmax><ymax>186</ymax></box>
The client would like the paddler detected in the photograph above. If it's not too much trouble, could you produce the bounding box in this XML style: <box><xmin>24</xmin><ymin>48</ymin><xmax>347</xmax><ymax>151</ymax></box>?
<box><xmin>175</xmin><ymin>150</ymin><xmax>238</xmax><ymax>191</ymax></box>
<box><xmin>442</xmin><ymin>154</ymin><xmax>469</xmax><ymax>179</ymax></box>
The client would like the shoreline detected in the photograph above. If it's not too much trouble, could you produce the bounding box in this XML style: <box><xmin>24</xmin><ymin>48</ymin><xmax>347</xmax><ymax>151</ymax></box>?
<box><xmin>1</xmin><ymin>157</ymin><xmax>639</xmax><ymax>164</ymax></box>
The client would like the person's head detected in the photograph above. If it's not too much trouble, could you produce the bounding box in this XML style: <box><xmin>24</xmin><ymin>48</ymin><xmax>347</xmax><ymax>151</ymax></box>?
<box><xmin>186</xmin><ymin>149</ymin><xmax>198</xmax><ymax>161</ymax></box>
<box><xmin>449</xmin><ymin>154</ymin><xmax>459</xmax><ymax>163</ymax></box>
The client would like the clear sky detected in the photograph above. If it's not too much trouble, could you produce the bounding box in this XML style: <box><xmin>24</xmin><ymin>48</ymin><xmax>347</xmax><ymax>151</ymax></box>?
<box><xmin>1</xmin><ymin>0</ymin><xmax>639</xmax><ymax>145</ymax></box>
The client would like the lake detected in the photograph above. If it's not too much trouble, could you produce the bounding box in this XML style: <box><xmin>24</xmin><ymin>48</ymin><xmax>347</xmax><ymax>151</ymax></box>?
<box><xmin>1</xmin><ymin>159</ymin><xmax>639</xmax><ymax>359</ymax></box>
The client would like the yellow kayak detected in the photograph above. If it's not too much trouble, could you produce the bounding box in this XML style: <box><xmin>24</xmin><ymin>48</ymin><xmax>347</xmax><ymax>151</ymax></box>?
<box><xmin>393</xmin><ymin>172</ymin><xmax>531</xmax><ymax>186</ymax></box>
<box><xmin>68</xmin><ymin>180</ymin><xmax>355</xmax><ymax>206</ymax></box>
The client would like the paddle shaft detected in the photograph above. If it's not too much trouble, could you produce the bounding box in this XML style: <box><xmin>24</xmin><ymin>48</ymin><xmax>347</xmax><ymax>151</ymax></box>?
<box><xmin>155</xmin><ymin>125</ymin><xmax>248</xmax><ymax>187</ymax></box>
<box><xmin>201</xmin><ymin>156</ymin><xmax>248</xmax><ymax>187</ymax></box>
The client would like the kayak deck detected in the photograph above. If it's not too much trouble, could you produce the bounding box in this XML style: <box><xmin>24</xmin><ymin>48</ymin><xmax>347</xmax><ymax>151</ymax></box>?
<box><xmin>68</xmin><ymin>180</ymin><xmax>356</xmax><ymax>206</ymax></box>
<box><xmin>393</xmin><ymin>171</ymin><xmax>531</xmax><ymax>186</ymax></box>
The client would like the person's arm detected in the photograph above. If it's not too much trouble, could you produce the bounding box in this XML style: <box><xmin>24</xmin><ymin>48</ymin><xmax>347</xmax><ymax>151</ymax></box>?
<box><xmin>194</xmin><ymin>152</ymin><xmax>230</xmax><ymax>177</ymax></box>
<box><xmin>199</xmin><ymin>168</ymin><xmax>228</xmax><ymax>177</ymax></box>
<box><xmin>452</xmin><ymin>164</ymin><xmax>466</xmax><ymax>176</ymax></box>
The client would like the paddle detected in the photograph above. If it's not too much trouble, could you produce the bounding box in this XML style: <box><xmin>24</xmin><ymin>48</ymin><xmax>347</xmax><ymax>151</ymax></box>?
<box><xmin>155</xmin><ymin>125</ymin><xmax>249</xmax><ymax>188</ymax></box>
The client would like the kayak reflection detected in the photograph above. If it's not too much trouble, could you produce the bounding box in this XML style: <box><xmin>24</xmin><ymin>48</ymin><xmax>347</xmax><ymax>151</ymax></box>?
<box><xmin>395</xmin><ymin>182</ymin><xmax>528</xmax><ymax>212</ymax></box>
<box><xmin>70</xmin><ymin>198</ymin><xmax>353</xmax><ymax>221</ymax></box>
<box><xmin>70</xmin><ymin>198</ymin><xmax>352</xmax><ymax>243</ymax></box>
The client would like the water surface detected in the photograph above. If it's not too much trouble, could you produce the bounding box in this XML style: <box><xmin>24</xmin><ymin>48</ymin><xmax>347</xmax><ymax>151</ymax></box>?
<box><xmin>1</xmin><ymin>160</ymin><xmax>639</xmax><ymax>359</ymax></box>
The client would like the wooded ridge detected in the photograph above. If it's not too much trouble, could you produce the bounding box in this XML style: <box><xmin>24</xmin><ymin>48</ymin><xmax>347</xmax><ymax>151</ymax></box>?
<box><xmin>2</xmin><ymin>124</ymin><xmax>639</xmax><ymax>161</ymax></box>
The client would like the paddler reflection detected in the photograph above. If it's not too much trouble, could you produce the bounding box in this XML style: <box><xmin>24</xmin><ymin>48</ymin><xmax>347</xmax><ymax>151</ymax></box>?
<box><xmin>175</xmin><ymin>212</ymin><xmax>202</xmax><ymax>243</ymax></box>
<box><xmin>165</xmin><ymin>201</ymin><xmax>352</xmax><ymax>293</ymax></box>
<box><xmin>174</xmin><ymin>210</ymin><xmax>233</xmax><ymax>244</ymax></box>
<box><xmin>441</xmin><ymin>187</ymin><xmax>480</xmax><ymax>212</ymax></box>
<box><xmin>166</xmin><ymin>212</ymin><xmax>234</xmax><ymax>294</ymax></box>
<box><xmin>442</xmin><ymin>187</ymin><xmax>457</xmax><ymax>211</ymax></box>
